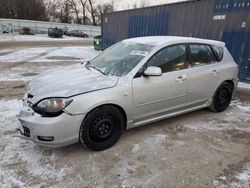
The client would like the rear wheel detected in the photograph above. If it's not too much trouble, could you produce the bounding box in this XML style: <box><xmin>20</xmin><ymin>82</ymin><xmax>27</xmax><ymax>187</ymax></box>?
<box><xmin>79</xmin><ymin>105</ymin><xmax>124</xmax><ymax>151</ymax></box>
<box><xmin>209</xmin><ymin>82</ymin><xmax>233</xmax><ymax>112</ymax></box>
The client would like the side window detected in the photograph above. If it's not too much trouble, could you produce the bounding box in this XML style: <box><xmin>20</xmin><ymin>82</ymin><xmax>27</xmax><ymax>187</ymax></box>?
<box><xmin>189</xmin><ymin>44</ymin><xmax>215</xmax><ymax>67</ymax></box>
<box><xmin>212</xmin><ymin>45</ymin><xmax>224</xmax><ymax>62</ymax></box>
<box><xmin>147</xmin><ymin>45</ymin><xmax>186</xmax><ymax>73</ymax></box>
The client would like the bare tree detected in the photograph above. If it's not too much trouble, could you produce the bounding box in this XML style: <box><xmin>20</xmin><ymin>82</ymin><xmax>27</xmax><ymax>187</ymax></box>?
<box><xmin>46</xmin><ymin>1</ymin><xmax>58</xmax><ymax>22</ymax></box>
<box><xmin>87</xmin><ymin>0</ymin><xmax>98</xmax><ymax>26</ymax></box>
<box><xmin>0</xmin><ymin>0</ymin><xmax>117</xmax><ymax>25</ymax></box>
<box><xmin>79</xmin><ymin>0</ymin><xmax>88</xmax><ymax>24</ymax></box>
<box><xmin>0</xmin><ymin>0</ymin><xmax>16</xmax><ymax>19</ymax></box>
<box><xmin>67</xmin><ymin>0</ymin><xmax>81</xmax><ymax>24</ymax></box>
<box><xmin>96</xmin><ymin>2</ymin><xmax>115</xmax><ymax>25</ymax></box>
<box><xmin>0</xmin><ymin>0</ymin><xmax>48</xmax><ymax>21</ymax></box>
<box><xmin>46</xmin><ymin>0</ymin><xmax>91</xmax><ymax>25</ymax></box>
<box><xmin>53</xmin><ymin>0</ymin><xmax>73</xmax><ymax>23</ymax></box>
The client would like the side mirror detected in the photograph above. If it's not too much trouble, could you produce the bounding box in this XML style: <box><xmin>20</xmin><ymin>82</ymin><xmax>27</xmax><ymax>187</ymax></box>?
<box><xmin>144</xmin><ymin>66</ymin><xmax>162</xmax><ymax>77</ymax></box>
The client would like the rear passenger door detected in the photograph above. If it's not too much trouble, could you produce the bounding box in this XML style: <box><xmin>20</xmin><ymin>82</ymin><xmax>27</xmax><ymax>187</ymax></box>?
<box><xmin>186</xmin><ymin>44</ymin><xmax>221</xmax><ymax>107</ymax></box>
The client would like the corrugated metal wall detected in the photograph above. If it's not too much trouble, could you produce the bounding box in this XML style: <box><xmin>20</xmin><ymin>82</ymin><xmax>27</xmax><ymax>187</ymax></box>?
<box><xmin>102</xmin><ymin>0</ymin><xmax>250</xmax><ymax>80</ymax></box>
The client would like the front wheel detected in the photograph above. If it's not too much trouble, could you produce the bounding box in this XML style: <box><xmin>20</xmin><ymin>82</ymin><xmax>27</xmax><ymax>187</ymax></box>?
<box><xmin>79</xmin><ymin>106</ymin><xmax>124</xmax><ymax>151</ymax></box>
<box><xmin>209</xmin><ymin>82</ymin><xmax>233</xmax><ymax>112</ymax></box>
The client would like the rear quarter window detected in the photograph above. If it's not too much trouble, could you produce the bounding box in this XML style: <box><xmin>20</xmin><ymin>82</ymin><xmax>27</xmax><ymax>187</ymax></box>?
<box><xmin>212</xmin><ymin>45</ymin><xmax>224</xmax><ymax>62</ymax></box>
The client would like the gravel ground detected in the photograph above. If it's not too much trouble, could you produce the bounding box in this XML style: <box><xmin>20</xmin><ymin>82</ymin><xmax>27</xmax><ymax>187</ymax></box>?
<box><xmin>0</xmin><ymin>34</ymin><xmax>93</xmax><ymax>50</ymax></box>
<box><xmin>0</xmin><ymin>43</ymin><xmax>249</xmax><ymax>188</ymax></box>
<box><xmin>0</xmin><ymin>40</ymin><xmax>93</xmax><ymax>50</ymax></box>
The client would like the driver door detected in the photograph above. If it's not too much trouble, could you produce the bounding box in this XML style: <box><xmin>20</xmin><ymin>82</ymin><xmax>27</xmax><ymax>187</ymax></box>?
<box><xmin>132</xmin><ymin>44</ymin><xmax>189</xmax><ymax>125</ymax></box>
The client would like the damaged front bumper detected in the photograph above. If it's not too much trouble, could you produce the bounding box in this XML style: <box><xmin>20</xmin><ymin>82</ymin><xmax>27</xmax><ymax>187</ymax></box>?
<box><xmin>16</xmin><ymin>106</ymin><xmax>85</xmax><ymax>148</ymax></box>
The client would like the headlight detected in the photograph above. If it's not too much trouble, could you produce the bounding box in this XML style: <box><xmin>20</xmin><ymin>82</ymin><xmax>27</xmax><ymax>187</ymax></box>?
<box><xmin>33</xmin><ymin>98</ymin><xmax>73</xmax><ymax>117</ymax></box>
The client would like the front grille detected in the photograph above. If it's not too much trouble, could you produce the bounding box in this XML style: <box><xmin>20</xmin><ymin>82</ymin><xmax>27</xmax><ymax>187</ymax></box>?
<box><xmin>23</xmin><ymin>126</ymin><xmax>30</xmax><ymax>137</ymax></box>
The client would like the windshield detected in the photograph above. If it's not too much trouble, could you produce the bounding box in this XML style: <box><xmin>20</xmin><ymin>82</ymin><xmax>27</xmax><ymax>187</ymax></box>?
<box><xmin>89</xmin><ymin>41</ymin><xmax>154</xmax><ymax>77</ymax></box>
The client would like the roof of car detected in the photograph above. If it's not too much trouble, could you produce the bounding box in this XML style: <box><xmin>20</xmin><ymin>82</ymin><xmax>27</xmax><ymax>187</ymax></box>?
<box><xmin>123</xmin><ymin>36</ymin><xmax>225</xmax><ymax>47</ymax></box>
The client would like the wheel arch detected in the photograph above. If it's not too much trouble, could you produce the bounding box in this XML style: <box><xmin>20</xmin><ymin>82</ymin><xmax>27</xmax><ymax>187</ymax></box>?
<box><xmin>209</xmin><ymin>79</ymin><xmax>235</xmax><ymax>112</ymax></box>
<box><xmin>223</xmin><ymin>80</ymin><xmax>235</xmax><ymax>90</ymax></box>
<box><xmin>213</xmin><ymin>80</ymin><xmax>235</xmax><ymax>98</ymax></box>
<box><xmin>84</xmin><ymin>103</ymin><xmax>128</xmax><ymax>130</ymax></box>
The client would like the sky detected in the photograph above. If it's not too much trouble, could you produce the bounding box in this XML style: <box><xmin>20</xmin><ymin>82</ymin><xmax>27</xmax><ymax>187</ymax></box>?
<box><xmin>97</xmin><ymin>0</ymin><xmax>187</xmax><ymax>10</ymax></box>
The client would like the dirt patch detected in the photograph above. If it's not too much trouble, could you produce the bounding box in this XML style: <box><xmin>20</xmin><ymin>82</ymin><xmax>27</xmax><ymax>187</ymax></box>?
<box><xmin>214</xmin><ymin>156</ymin><xmax>250</xmax><ymax>187</ymax></box>
<box><xmin>235</xmin><ymin>88</ymin><xmax>250</xmax><ymax>102</ymax></box>
<box><xmin>0</xmin><ymin>81</ymin><xmax>28</xmax><ymax>98</ymax></box>
<box><xmin>0</xmin><ymin>40</ymin><xmax>93</xmax><ymax>50</ymax></box>
<box><xmin>20</xmin><ymin>73</ymin><xmax>39</xmax><ymax>77</ymax></box>
<box><xmin>0</xmin><ymin>61</ymin><xmax>28</xmax><ymax>71</ymax></box>
<box><xmin>0</xmin><ymin>51</ymin><xmax>13</xmax><ymax>56</ymax></box>
<box><xmin>46</xmin><ymin>56</ymin><xmax>81</xmax><ymax>61</ymax></box>
<box><xmin>222</xmin><ymin>129</ymin><xmax>250</xmax><ymax>142</ymax></box>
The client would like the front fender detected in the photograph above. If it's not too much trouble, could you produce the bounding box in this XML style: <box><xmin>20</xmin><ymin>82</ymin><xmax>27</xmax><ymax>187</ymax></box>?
<box><xmin>64</xmin><ymin>85</ymin><xmax>133</xmax><ymax>125</ymax></box>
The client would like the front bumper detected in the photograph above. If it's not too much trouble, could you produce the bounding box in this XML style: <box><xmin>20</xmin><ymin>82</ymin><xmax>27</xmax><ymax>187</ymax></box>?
<box><xmin>16</xmin><ymin>106</ymin><xmax>84</xmax><ymax>148</ymax></box>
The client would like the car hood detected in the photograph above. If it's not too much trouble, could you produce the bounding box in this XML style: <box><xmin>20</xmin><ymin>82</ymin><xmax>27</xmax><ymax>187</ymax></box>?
<box><xmin>27</xmin><ymin>64</ymin><xmax>118</xmax><ymax>103</ymax></box>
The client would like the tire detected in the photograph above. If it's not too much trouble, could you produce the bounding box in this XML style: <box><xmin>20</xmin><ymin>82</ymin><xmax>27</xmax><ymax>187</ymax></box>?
<box><xmin>209</xmin><ymin>82</ymin><xmax>233</xmax><ymax>112</ymax></box>
<box><xmin>79</xmin><ymin>105</ymin><xmax>124</xmax><ymax>151</ymax></box>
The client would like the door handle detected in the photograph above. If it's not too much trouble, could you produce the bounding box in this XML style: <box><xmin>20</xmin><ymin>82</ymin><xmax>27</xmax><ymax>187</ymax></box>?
<box><xmin>175</xmin><ymin>75</ymin><xmax>187</xmax><ymax>82</ymax></box>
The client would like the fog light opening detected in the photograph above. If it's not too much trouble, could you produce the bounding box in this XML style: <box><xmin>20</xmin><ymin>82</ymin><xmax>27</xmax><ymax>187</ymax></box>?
<box><xmin>38</xmin><ymin>136</ymin><xmax>54</xmax><ymax>142</ymax></box>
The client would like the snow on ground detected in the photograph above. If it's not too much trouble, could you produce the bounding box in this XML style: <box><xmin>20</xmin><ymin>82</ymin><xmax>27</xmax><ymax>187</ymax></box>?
<box><xmin>236</xmin><ymin>166</ymin><xmax>250</xmax><ymax>181</ymax></box>
<box><xmin>214</xmin><ymin>165</ymin><xmax>250</xmax><ymax>188</ymax></box>
<box><xmin>0</xmin><ymin>46</ymin><xmax>100</xmax><ymax>81</ymax></box>
<box><xmin>183</xmin><ymin>100</ymin><xmax>250</xmax><ymax>132</ymax></box>
<box><xmin>232</xmin><ymin>167</ymin><xmax>250</xmax><ymax>188</ymax></box>
<box><xmin>0</xmin><ymin>46</ymin><xmax>99</xmax><ymax>63</ymax></box>
<box><xmin>0</xmin><ymin>99</ymin><xmax>71</xmax><ymax>188</ymax></box>
<box><xmin>0</xmin><ymin>47</ymin><xmax>55</xmax><ymax>62</ymax></box>
<box><xmin>0</xmin><ymin>34</ymin><xmax>92</xmax><ymax>42</ymax></box>
<box><xmin>238</xmin><ymin>82</ymin><xmax>250</xmax><ymax>90</ymax></box>
<box><xmin>0</xmin><ymin>70</ymin><xmax>42</xmax><ymax>82</ymax></box>
<box><xmin>131</xmin><ymin>134</ymin><xmax>167</xmax><ymax>154</ymax></box>
<box><xmin>33</xmin><ymin>46</ymin><xmax>99</xmax><ymax>62</ymax></box>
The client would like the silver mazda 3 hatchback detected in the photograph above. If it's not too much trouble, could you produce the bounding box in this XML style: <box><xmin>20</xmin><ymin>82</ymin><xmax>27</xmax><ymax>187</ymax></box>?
<box><xmin>17</xmin><ymin>36</ymin><xmax>238</xmax><ymax>150</ymax></box>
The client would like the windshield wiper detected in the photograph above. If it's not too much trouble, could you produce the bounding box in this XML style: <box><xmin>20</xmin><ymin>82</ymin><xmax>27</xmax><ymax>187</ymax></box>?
<box><xmin>85</xmin><ymin>61</ymin><xmax>108</xmax><ymax>75</ymax></box>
